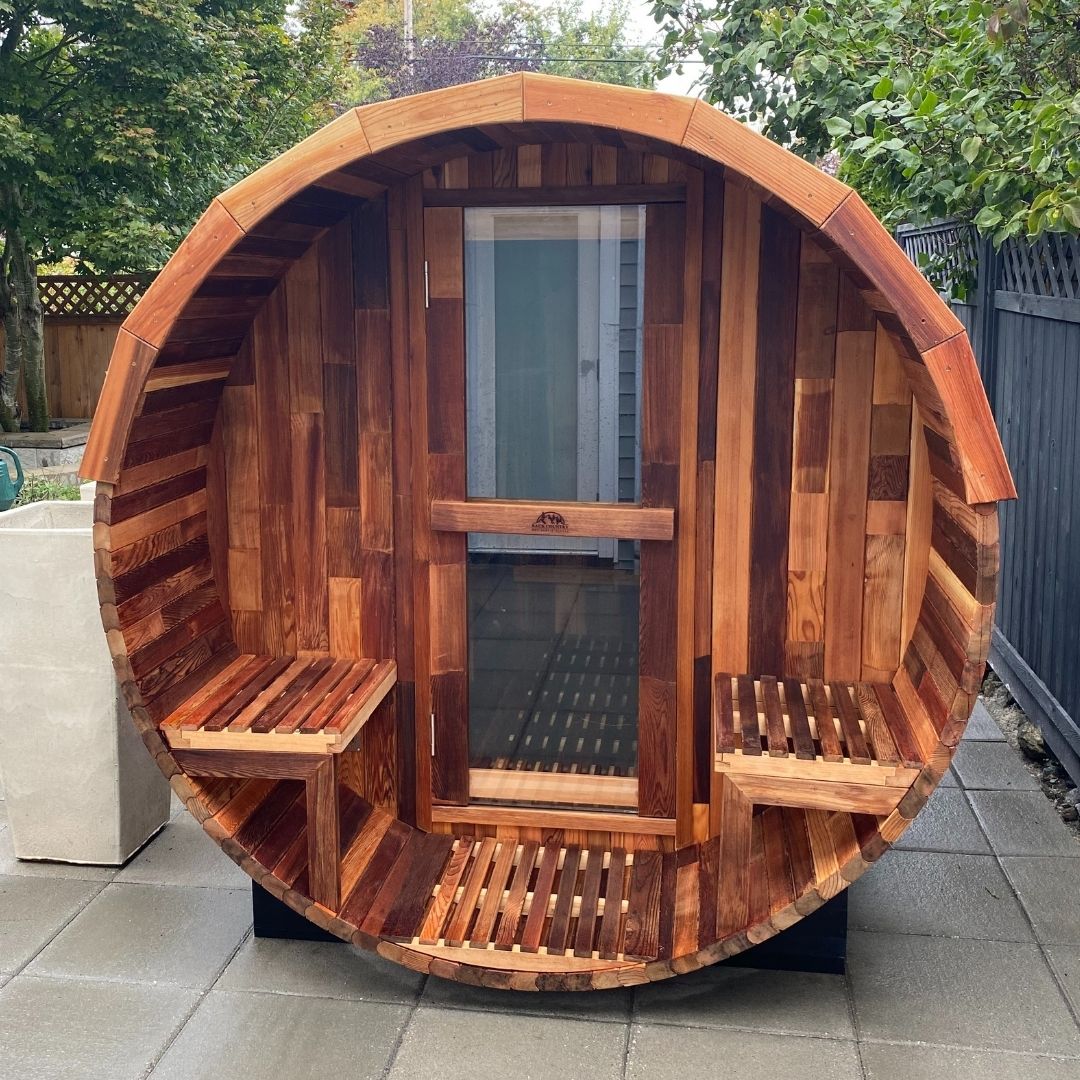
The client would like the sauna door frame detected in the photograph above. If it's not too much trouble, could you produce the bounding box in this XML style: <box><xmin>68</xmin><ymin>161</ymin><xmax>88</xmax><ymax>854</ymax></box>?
<box><xmin>399</xmin><ymin>175</ymin><xmax>705</xmax><ymax>841</ymax></box>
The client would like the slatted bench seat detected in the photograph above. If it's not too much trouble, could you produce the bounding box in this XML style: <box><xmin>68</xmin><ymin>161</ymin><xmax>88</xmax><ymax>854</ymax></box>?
<box><xmin>714</xmin><ymin>674</ymin><xmax>927</xmax><ymax>816</ymax></box>
<box><xmin>160</xmin><ymin>654</ymin><xmax>396</xmax><ymax>909</ymax></box>
<box><xmin>160</xmin><ymin>654</ymin><xmax>397</xmax><ymax>753</ymax></box>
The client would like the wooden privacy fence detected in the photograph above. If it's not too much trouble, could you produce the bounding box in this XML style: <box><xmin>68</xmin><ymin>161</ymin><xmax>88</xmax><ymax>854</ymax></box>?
<box><xmin>898</xmin><ymin>222</ymin><xmax>1080</xmax><ymax>783</ymax></box>
<box><xmin>3</xmin><ymin>274</ymin><xmax>154</xmax><ymax>419</ymax></box>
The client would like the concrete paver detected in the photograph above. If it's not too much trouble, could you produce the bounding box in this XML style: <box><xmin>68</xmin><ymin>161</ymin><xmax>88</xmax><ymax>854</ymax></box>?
<box><xmin>27</xmin><ymin>883</ymin><xmax>251</xmax><ymax>988</ymax></box>
<box><xmin>0</xmin><ymin>975</ymin><xmax>197</xmax><ymax>1080</ymax></box>
<box><xmin>150</xmin><ymin>989</ymin><xmax>410</xmax><ymax>1080</ymax></box>
<box><xmin>627</xmin><ymin>1024</ymin><xmax>863</xmax><ymax>1080</ymax></box>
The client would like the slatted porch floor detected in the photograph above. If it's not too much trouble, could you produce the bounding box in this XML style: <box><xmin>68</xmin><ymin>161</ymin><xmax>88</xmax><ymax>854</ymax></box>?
<box><xmin>193</xmin><ymin>776</ymin><xmax>885</xmax><ymax>975</ymax></box>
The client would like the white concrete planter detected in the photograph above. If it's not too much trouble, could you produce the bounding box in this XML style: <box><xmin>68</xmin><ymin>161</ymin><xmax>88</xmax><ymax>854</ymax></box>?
<box><xmin>0</xmin><ymin>500</ymin><xmax>169</xmax><ymax>864</ymax></box>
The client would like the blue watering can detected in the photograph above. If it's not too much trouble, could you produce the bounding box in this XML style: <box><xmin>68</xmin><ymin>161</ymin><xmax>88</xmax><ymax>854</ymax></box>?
<box><xmin>0</xmin><ymin>447</ymin><xmax>25</xmax><ymax>511</ymax></box>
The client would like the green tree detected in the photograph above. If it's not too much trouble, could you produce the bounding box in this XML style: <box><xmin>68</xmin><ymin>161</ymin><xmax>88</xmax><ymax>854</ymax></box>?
<box><xmin>0</xmin><ymin>1</ymin><xmax>348</xmax><ymax>432</ymax></box>
<box><xmin>343</xmin><ymin>0</ymin><xmax>653</xmax><ymax>104</ymax></box>
<box><xmin>652</xmin><ymin>0</ymin><xmax>1080</xmax><ymax>242</ymax></box>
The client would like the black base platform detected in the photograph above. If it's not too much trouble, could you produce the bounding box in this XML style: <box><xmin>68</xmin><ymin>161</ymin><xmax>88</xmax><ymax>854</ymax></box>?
<box><xmin>251</xmin><ymin>882</ymin><xmax>848</xmax><ymax>975</ymax></box>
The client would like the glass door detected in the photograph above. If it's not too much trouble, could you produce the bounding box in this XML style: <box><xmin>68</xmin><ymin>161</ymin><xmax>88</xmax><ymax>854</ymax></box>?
<box><xmin>423</xmin><ymin>198</ymin><xmax>676</xmax><ymax>816</ymax></box>
<box><xmin>463</xmin><ymin>205</ymin><xmax>647</xmax><ymax>809</ymax></box>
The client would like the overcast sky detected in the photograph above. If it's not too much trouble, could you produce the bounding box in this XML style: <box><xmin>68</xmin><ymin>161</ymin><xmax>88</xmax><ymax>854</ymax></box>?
<box><xmin>591</xmin><ymin>0</ymin><xmax>702</xmax><ymax>96</ymax></box>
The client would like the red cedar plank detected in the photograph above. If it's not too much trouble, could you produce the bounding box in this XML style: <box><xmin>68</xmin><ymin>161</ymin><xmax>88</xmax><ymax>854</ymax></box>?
<box><xmin>748</xmin><ymin>206</ymin><xmax>800</xmax><ymax>674</ymax></box>
<box><xmin>656</xmin><ymin>850</ymin><xmax>678</xmax><ymax>961</ymax></box>
<box><xmin>469</xmin><ymin>840</ymin><xmax>517</xmax><ymax>948</ymax></box>
<box><xmin>807</xmin><ymin>678</ymin><xmax>843</xmax><ymax>762</ymax></box>
<box><xmin>573</xmin><ymin>847</ymin><xmax>606</xmax><ymax>958</ymax></box>
<box><xmin>418</xmin><ymin>840</ymin><xmax>472</xmax><ymax>944</ymax></box>
<box><xmin>306</xmin><ymin>758</ymin><xmax>340</xmax><ymax>909</ymax></box>
<box><xmin>695</xmin><ymin>837</ymin><xmax>720</xmax><ymax>948</ymax></box>
<box><xmin>494</xmin><ymin>841</ymin><xmax>539</xmax><ymax>950</ymax></box>
<box><xmin>251</xmin><ymin>658</ymin><xmax>334</xmax><ymax>733</ymax></box>
<box><xmin>830</xmin><ymin>682</ymin><xmax>872</xmax><ymax>764</ymax></box>
<box><xmin>762</xmin><ymin>805</ymin><xmax>794</xmax><ymax>916</ymax></box>
<box><xmin>782</xmin><ymin>806</ymin><xmax>815</xmax><ymax>899</ymax></box>
<box><xmin>128</xmin><ymin>600</ymin><xmax>227</xmax><ymax>681</ymax></box>
<box><xmin>323</xmin><ymin>659</ymin><xmax>392</xmax><ymax>734</ymax></box>
<box><xmin>227</xmin><ymin>660</ymin><xmax>308</xmax><ymax>733</ymax></box>
<box><xmin>760</xmin><ymin>675</ymin><xmax>789</xmax><ymax>758</ymax></box>
<box><xmin>300</xmin><ymin>660</ymin><xmax>374</xmax><ymax>732</ymax></box>
<box><xmin>291</xmin><ymin>413</ymin><xmax>328</xmax><ymax>655</ymax></box>
<box><xmin>873</xmin><ymin>684</ymin><xmax>927</xmax><ymax>769</ymax></box>
<box><xmin>519</xmin><ymin>844</ymin><xmax>561</xmax><ymax>954</ymax></box>
<box><xmin>855</xmin><ymin>683</ymin><xmax>900</xmax><ymax>766</ymax></box>
<box><xmin>443</xmin><ymin>837</ymin><xmax>497</xmax><ymax>948</ymax></box>
<box><xmin>716</xmin><ymin>780</ymin><xmax>752</xmax><ymax>936</ymax></box>
<box><xmin>210</xmin><ymin>778</ymin><xmax>275</xmax><ymax>836</ymax></box>
<box><xmin>623</xmin><ymin>849</ymin><xmax>664</xmax><ymax>961</ymax></box>
<box><xmin>273</xmin><ymin>660</ymin><xmax>355</xmax><ymax>734</ymax></box>
<box><xmin>250</xmin><ymin>788</ymin><xmax>308</xmax><ymax>870</ymax></box>
<box><xmin>339</xmin><ymin>821</ymin><xmax>411</xmax><ymax>925</ymax></box>
<box><xmin>736</xmin><ymin>674</ymin><xmax>762</xmax><ymax>755</ymax></box>
<box><xmin>714</xmin><ymin>672</ymin><xmax>735</xmax><ymax>754</ymax></box>
<box><xmin>202</xmin><ymin>657</ymin><xmax>294</xmax><ymax>731</ymax></box>
<box><xmin>233</xmin><ymin>780</ymin><xmax>304</xmax><ymax>851</ymax></box>
<box><xmin>546</xmin><ymin>845</ymin><xmax>582</xmax><ymax>956</ymax></box>
<box><xmin>275</xmin><ymin>790</ymin><xmax>374</xmax><ymax>893</ymax></box>
<box><xmin>596</xmin><ymin>848</ymin><xmax>627</xmax><ymax>961</ymax></box>
<box><xmin>363</xmin><ymin>831</ymin><xmax>455</xmax><ymax>939</ymax></box>
<box><xmin>747</xmin><ymin>816</ymin><xmax>769</xmax><ymax>927</ymax></box>
<box><xmin>783</xmin><ymin>678</ymin><xmax>817</xmax><ymax>760</ymax></box>
<box><xmin>165</xmin><ymin>654</ymin><xmax>264</xmax><ymax>730</ymax></box>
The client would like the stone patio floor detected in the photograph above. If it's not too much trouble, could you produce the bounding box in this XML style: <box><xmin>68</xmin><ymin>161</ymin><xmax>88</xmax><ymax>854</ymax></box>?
<box><xmin>1</xmin><ymin>700</ymin><xmax>1078</xmax><ymax>1079</ymax></box>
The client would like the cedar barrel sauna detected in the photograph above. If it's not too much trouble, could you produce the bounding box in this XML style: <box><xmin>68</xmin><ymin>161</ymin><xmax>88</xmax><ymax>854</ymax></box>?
<box><xmin>83</xmin><ymin>75</ymin><xmax>1016</xmax><ymax>989</ymax></box>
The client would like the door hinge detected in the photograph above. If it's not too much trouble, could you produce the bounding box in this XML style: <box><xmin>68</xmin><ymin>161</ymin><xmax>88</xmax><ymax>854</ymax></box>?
<box><xmin>423</xmin><ymin>260</ymin><xmax>430</xmax><ymax>308</ymax></box>
<box><xmin>430</xmin><ymin>712</ymin><xmax>436</xmax><ymax>757</ymax></box>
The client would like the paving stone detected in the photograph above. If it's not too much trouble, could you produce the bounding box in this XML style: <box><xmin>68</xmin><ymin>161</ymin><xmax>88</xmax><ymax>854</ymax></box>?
<box><xmin>150</xmin><ymin>988</ymin><xmax>409</xmax><ymax>1080</ymax></box>
<box><xmin>421</xmin><ymin>971</ymin><xmax>631</xmax><ymax>1022</ymax></box>
<box><xmin>390</xmin><ymin>1005</ymin><xmax>627</xmax><ymax>1080</ymax></box>
<box><xmin>953</xmin><ymin>741</ymin><xmax>1041</xmax><ymax>791</ymax></box>
<box><xmin>632</xmin><ymin>965</ymin><xmax>853</xmax><ymax>1037</ymax></box>
<box><xmin>0</xmin><ymin>974</ymin><xmax>197</xmax><ymax>1080</ymax></box>
<box><xmin>848</xmin><ymin>931</ymin><xmax>1080</xmax><ymax>1055</ymax></box>
<box><xmin>861</xmin><ymin>1041</ymin><xmax>1080</xmax><ymax>1079</ymax></box>
<box><xmin>27</xmin><ymin>882</ymin><xmax>251</xmax><ymax>988</ymax></box>
<box><xmin>894</xmin><ymin>788</ymin><xmax>991</xmax><ymax>854</ymax></box>
<box><xmin>218</xmin><ymin>937</ymin><xmax>424</xmax><ymax>1004</ymax></box>
<box><xmin>627</xmin><ymin>1024</ymin><xmax>861</xmax><ymax>1080</ymax></box>
<box><xmin>939</xmin><ymin>767</ymin><xmax>959</xmax><ymax>787</ymax></box>
<box><xmin>114</xmin><ymin>814</ymin><xmax>249</xmax><ymax>889</ymax></box>
<box><xmin>964</xmin><ymin>700</ymin><xmax>1005</xmax><ymax>741</ymax></box>
<box><xmin>968</xmin><ymin>791</ymin><xmax>1080</xmax><ymax>857</ymax></box>
<box><xmin>1001</xmin><ymin>858</ymin><xmax>1080</xmax><ymax>944</ymax></box>
<box><xmin>848</xmin><ymin>850</ymin><xmax>1033</xmax><ymax>941</ymax></box>
<box><xmin>0</xmin><ymin>823</ymin><xmax>116</xmax><ymax>881</ymax></box>
<box><xmin>0</xmin><ymin>875</ymin><xmax>102</xmax><ymax>975</ymax></box>
<box><xmin>1045</xmin><ymin>946</ymin><xmax>1080</xmax><ymax>1014</ymax></box>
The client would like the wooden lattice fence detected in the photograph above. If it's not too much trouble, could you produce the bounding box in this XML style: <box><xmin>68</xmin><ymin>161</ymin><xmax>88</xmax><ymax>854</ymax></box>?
<box><xmin>899</xmin><ymin>222</ymin><xmax>1080</xmax><ymax>785</ymax></box>
<box><xmin>3</xmin><ymin>274</ymin><xmax>156</xmax><ymax>419</ymax></box>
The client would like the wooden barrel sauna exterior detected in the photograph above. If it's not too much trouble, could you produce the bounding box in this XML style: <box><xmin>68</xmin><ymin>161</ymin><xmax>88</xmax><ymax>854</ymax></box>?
<box><xmin>83</xmin><ymin>75</ymin><xmax>1015</xmax><ymax>989</ymax></box>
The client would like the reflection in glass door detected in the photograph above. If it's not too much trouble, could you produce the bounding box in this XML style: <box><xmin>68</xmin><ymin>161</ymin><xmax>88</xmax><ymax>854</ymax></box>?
<box><xmin>462</xmin><ymin>205</ymin><xmax>646</xmax><ymax>807</ymax></box>
<box><xmin>464</xmin><ymin>205</ymin><xmax>644</xmax><ymax>556</ymax></box>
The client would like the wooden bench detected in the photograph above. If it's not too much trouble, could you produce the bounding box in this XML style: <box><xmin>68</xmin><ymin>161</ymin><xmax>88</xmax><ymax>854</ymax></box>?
<box><xmin>714</xmin><ymin>675</ymin><xmax>927</xmax><ymax>816</ymax></box>
<box><xmin>160</xmin><ymin>654</ymin><xmax>397</xmax><ymax>909</ymax></box>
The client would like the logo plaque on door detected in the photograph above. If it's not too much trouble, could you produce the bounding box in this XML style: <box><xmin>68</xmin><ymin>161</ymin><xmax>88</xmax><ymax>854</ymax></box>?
<box><xmin>531</xmin><ymin>511</ymin><xmax>569</xmax><ymax>533</ymax></box>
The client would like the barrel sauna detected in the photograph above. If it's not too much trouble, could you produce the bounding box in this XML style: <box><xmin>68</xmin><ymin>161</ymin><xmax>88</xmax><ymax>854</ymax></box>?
<box><xmin>83</xmin><ymin>75</ymin><xmax>1016</xmax><ymax>989</ymax></box>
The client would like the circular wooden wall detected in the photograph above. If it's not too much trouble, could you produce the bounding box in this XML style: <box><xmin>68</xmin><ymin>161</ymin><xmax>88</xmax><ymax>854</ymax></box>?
<box><xmin>84</xmin><ymin>75</ymin><xmax>1013</xmax><ymax>988</ymax></box>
